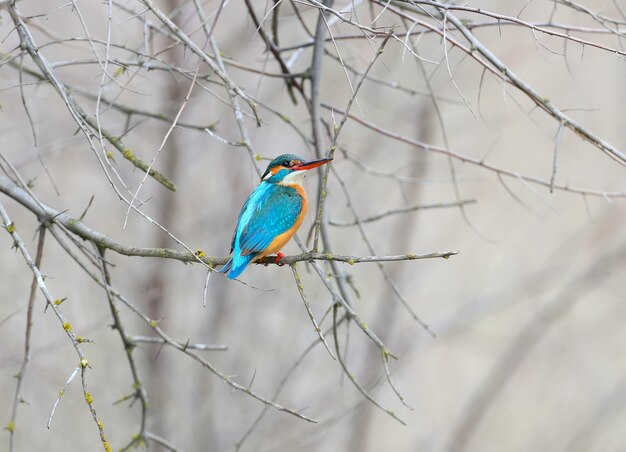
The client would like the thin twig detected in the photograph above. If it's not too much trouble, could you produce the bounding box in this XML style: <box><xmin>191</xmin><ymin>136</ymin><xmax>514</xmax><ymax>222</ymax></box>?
<box><xmin>127</xmin><ymin>336</ymin><xmax>228</xmax><ymax>351</ymax></box>
<box><xmin>8</xmin><ymin>227</ymin><xmax>46</xmax><ymax>452</ymax></box>
<box><xmin>550</xmin><ymin>121</ymin><xmax>565</xmax><ymax>193</ymax></box>
<box><xmin>318</xmin><ymin>105</ymin><xmax>626</xmax><ymax>199</ymax></box>
<box><xmin>329</xmin><ymin>199</ymin><xmax>476</xmax><ymax>226</ymax></box>
<box><xmin>291</xmin><ymin>264</ymin><xmax>336</xmax><ymax>359</ymax></box>
<box><xmin>312</xmin><ymin>31</ymin><xmax>393</xmax><ymax>251</ymax></box>
<box><xmin>96</xmin><ymin>247</ymin><xmax>149</xmax><ymax>451</ymax></box>
<box><xmin>123</xmin><ymin>64</ymin><xmax>200</xmax><ymax>228</ymax></box>
<box><xmin>332</xmin><ymin>304</ymin><xmax>406</xmax><ymax>424</ymax></box>
<box><xmin>47</xmin><ymin>366</ymin><xmax>80</xmax><ymax>429</ymax></box>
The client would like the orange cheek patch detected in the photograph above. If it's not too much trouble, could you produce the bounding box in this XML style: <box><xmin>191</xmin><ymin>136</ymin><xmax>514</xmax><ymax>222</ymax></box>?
<box><xmin>271</xmin><ymin>166</ymin><xmax>286</xmax><ymax>175</ymax></box>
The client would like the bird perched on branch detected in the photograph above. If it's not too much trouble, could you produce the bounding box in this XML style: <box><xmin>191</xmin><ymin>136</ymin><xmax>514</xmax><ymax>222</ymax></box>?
<box><xmin>221</xmin><ymin>154</ymin><xmax>332</xmax><ymax>279</ymax></box>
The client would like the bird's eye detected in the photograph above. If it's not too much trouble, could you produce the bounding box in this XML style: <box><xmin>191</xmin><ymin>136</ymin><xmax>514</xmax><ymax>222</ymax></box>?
<box><xmin>285</xmin><ymin>160</ymin><xmax>293</xmax><ymax>167</ymax></box>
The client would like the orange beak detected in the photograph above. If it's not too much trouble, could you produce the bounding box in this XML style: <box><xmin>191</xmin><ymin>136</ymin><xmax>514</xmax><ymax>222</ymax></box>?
<box><xmin>292</xmin><ymin>157</ymin><xmax>333</xmax><ymax>171</ymax></box>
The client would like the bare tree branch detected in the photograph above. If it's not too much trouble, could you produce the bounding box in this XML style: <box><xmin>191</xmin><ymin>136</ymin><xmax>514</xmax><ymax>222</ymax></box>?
<box><xmin>0</xmin><ymin>175</ymin><xmax>456</xmax><ymax>266</ymax></box>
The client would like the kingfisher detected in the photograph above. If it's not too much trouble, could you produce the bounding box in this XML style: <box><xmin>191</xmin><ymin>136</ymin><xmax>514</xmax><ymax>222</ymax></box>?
<box><xmin>220</xmin><ymin>154</ymin><xmax>332</xmax><ymax>279</ymax></box>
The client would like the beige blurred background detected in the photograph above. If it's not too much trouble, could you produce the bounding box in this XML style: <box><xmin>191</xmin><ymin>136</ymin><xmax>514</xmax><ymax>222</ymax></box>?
<box><xmin>1</xmin><ymin>0</ymin><xmax>626</xmax><ymax>451</ymax></box>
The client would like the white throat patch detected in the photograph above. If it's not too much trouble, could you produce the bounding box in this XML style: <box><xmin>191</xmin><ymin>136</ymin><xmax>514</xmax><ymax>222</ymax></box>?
<box><xmin>279</xmin><ymin>170</ymin><xmax>306</xmax><ymax>186</ymax></box>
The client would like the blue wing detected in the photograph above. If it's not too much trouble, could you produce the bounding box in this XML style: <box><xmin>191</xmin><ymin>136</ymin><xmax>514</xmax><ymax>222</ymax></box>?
<box><xmin>221</xmin><ymin>182</ymin><xmax>302</xmax><ymax>279</ymax></box>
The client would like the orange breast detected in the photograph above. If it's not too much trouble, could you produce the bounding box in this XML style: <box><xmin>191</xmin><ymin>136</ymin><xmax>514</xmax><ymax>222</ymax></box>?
<box><xmin>252</xmin><ymin>184</ymin><xmax>307</xmax><ymax>262</ymax></box>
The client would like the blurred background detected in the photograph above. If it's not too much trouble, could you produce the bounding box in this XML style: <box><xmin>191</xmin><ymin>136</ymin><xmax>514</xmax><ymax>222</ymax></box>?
<box><xmin>1</xmin><ymin>0</ymin><xmax>625</xmax><ymax>451</ymax></box>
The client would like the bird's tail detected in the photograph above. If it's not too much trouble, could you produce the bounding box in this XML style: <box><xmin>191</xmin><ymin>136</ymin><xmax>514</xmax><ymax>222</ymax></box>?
<box><xmin>220</xmin><ymin>254</ymin><xmax>255</xmax><ymax>279</ymax></box>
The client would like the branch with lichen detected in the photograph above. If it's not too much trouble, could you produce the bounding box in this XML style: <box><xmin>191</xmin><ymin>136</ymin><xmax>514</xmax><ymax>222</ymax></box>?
<box><xmin>43</xmin><ymin>217</ymin><xmax>315</xmax><ymax>427</ymax></box>
<box><xmin>95</xmin><ymin>247</ymin><xmax>149</xmax><ymax>451</ymax></box>
<box><xmin>5</xmin><ymin>5</ymin><xmax>177</xmax><ymax>192</ymax></box>
<box><xmin>0</xmin><ymin>201</ymin><xmax>112</xmax><ymax>452</ymax></box>
<box><xmin>7</xmin><ymin>228</ymin><xmax>45</xmax><ymax>452</ymax></box>
<box><xmin>0</xmin><ymin>175</ymin><xmax>457</xmax><ymax>266</ymax></box>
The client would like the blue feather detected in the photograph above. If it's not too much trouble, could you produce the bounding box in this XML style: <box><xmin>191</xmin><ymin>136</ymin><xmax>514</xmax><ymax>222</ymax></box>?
<box><xmin>221</xmin><ymin>182</ymin><xmax>302</xmax><ymax>279</ymax></box>
<box><xmin>220</xmin><ymin>255</ymin><xmax>255</xmax><ymax>279</ymax></box>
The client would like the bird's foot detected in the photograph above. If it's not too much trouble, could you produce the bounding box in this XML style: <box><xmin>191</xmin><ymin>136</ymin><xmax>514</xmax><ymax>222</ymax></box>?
<box><xmin>275</xmin><ymin>252</ymin><xmax>285</xmax><ymax>266</ymax></box>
